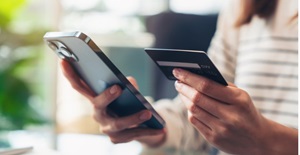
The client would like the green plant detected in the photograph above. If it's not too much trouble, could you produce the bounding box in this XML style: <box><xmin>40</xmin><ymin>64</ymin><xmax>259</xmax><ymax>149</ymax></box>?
<box><xmin>0</xmin><ymin>0</ymin><xmax>26</xmax><ymax>28</ymax></box>
<box><xmin>0</xmin><ymin>52</ymin><xmax>46</xmax><ymax>130</ymax></box>
<box><xmin>0</xmin><ymin>0</ymin><xmax>48</xmax><ymax>131</ymax></box>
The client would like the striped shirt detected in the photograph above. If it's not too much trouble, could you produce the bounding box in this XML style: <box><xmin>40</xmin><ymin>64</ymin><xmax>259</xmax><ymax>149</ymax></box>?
<box><xmin>154</xmin><ymin>0</ymin><xmax>298</xmax><ymax>154</ymax></box>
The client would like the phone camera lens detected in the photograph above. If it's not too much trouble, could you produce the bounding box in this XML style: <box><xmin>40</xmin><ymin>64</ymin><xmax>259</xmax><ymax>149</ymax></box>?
<box><xmin>47</xmin><ymin>41</ymin><xmax>58</xmax><ymax>51</ymax></box>
<box><xmin>60</xmin><ymin>47</ymin><xmax>72</xmax><ymax>57</ymax></box>
<box><xmin>58</xmin><ymin>47</ymin><xmax>78</xmax><ymax>62</ymax></box>
<box><xmin>47</xmin><ymin>41</ymin><xmax>78</xmax><ymax>62</ymax></box>
<box><xmin>57</xmin><ymin>51</ymin><xmax>66</xmax><ymax>59</ymax></box>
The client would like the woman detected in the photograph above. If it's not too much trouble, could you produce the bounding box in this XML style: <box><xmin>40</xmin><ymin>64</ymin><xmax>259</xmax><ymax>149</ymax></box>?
<box><xmin>60</xmin><ymin>0</ymin><xmax>298</xmax><ymax>154</ymax></box>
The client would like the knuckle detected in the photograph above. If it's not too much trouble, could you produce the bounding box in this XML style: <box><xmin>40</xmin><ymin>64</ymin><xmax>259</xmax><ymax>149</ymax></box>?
<box><xmin>190</xmin><ymin>105</ymin><xmax>199</xmax><ymax>114</ymax></box>
<box><xmin>217</xmin><ymin>126</ymin><xmax>230</xmax><ymax>138</ymax></box>
<box><xmin>180</xmin><ymin>71</ymin><xmax>188</xmax><ymax>81</ymax></box>
<box><xmin>208</xmin><ymin>132</ymin><xmax>221</xmax><ymax>144</ymax></box>
<box><xmin>198</xmin><ymin>80</ymin><xmax>212</xmax><ymax>93</ymax></box>
<box><xmin>236</xmin><ymin>91</ymin><xmax>252</xmax><ymax>111</ymax></box>
<box><xmin>191</xmin><ymin>92</ymin><xmax>201</xmax><ymax>103</ymax></box>
<box><xmin>237</xmin><ymin>90</ymin><xmax>250</xmax><ymax>103</ymax></box>
<box><xmin>188</xmin><ymin>115</ymin><xmax>197</xmax><ymax>125</ymax></box>
<box><xmin>229</xmin><ymin>117</ymin><xmax>241</xmax><ymax>128</ymax></box>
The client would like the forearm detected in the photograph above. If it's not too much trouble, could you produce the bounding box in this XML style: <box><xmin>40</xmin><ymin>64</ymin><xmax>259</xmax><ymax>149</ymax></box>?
<box><xmin>263</xmin><ymin>118</ymin><xmax>298</xmax><ymax>155</ymax></box>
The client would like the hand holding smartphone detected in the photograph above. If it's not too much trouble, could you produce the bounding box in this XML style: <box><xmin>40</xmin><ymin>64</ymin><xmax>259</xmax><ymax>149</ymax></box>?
<box><xmin>44</xmin><ymin>31</ymin><xmax>165</xmax><ymax>129</ymax></box>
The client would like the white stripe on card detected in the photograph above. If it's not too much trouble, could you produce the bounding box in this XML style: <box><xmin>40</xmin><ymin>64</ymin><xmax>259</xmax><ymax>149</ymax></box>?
<box><xmin>157</xmin><ymin>61</ymin><xmax>201</xmax><ymax>69</ymax></box>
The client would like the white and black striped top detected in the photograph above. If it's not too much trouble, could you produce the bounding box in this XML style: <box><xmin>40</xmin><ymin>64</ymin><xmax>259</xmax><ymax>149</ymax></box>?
<box><xmin>155</xmin><ymin>0</ymin><xmax>298</xmax><ymax>154</ymax></box>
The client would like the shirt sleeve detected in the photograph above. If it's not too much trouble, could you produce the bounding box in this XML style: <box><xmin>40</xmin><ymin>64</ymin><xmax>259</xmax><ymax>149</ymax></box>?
<box><xmin>207</xmin><ymin>0</ymin><xmax>240</xmax><ymax>83</ymax></box>
<box><xmin>154</xmin><ymin>96</ymin><xmax>211</xmax><ymax>153</ymax></box>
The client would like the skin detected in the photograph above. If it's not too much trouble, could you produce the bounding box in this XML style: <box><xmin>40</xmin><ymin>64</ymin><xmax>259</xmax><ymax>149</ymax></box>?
<box><xmin>172</xmin><ymin>68</ymin><xmax>298</xmax><ymax>155</ymax></box>
<box><xmin>60</xmin><ymin>60</ymin><xmax>166</xmax><ymax>147</ymax></box>
<box><xmin>59</xmin><ymin>59</ymin><xmax>298</xmax><ymax>154</ymax></box>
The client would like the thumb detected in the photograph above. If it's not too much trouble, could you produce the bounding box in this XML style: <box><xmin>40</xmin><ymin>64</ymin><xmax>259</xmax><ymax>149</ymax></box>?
<box><xmin>127</xmin><ymin>76</ymin><xmax>139</xmax><ymax>90</ymax></box>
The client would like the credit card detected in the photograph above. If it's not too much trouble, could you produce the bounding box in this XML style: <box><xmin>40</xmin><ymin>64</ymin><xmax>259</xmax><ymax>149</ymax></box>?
<box><xmin>145</xmin><ymin>48</ymin><xmax>228</xmax><ymax>86</ymax></box>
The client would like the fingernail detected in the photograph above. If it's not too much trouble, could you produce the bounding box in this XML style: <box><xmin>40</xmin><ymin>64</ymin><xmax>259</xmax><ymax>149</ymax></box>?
<box><xmin>110</xmin><ymin>85</ymin><xmax>118</xmax><ymax>94</ymax></box>
<box><xmin>139</xmin><ymin>111</ymin><xmax>151</xmax><ymax>120</ymax></box>
<box><xmin>173</xmin><ymin>68</ymin><xmax>181</xmax><ymax>78</ymax></box>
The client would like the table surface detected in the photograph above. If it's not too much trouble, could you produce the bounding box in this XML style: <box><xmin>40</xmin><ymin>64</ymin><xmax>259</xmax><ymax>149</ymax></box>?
<box><xmin>3</xmin><ymin>132</ymin><xmax>200</xmax><ymax>155</ymax></box>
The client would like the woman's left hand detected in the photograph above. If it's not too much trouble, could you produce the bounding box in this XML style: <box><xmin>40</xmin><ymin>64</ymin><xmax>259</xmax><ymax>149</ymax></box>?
<box><xmin>172</xmin><ymin>68</ymin><xmax>297</xmax><ymax>155</ymax></box>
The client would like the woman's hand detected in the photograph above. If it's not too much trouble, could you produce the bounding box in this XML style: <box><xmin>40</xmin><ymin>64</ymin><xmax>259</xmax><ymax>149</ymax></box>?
<box><xmin>60</xmin><ymin>60</ymin><xmax>166</xmax><ymax>147</ymax></box>
<box><xmin>173</xmin><ymin>68</ymin><xmax>298</xmax><ymax>155</ymax></box>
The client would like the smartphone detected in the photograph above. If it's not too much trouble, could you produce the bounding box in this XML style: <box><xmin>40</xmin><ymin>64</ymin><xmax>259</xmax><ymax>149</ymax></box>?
<box><xmin>145</xmin><ymin>48</ymin><xmax>228</xmax><ymax>86</ymax></box>
<box><xmin>44</xmin><ymin>31</ymin><xmax>165</xmax><ymax>129</ymax></box>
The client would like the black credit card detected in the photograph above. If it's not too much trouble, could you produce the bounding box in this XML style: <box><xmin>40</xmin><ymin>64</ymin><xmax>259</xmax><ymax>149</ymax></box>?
<box><xmin>145</xmin><ymin>48</ymin><xmax>228</xmax><ymax>86</ymax></box>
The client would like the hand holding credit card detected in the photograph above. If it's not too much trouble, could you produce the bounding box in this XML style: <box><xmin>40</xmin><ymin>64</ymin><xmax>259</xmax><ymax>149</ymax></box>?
<box><xmin>145</xmin><ymin>48</ymin><xmax>228</xmax><ymax>86</ymax></box>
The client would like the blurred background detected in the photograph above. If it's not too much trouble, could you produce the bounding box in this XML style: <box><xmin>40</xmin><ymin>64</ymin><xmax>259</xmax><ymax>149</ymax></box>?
<box><xmin>0</xmin><ymin>0</ymin><xmax>227</xmax><ymax>154</ymax></box>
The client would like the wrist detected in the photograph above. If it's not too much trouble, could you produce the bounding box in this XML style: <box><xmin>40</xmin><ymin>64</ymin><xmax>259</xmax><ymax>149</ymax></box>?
<box><xmin>261</xmin><ymin>118</ymin><xmax>298</xmax><ymax>155</ymax></box>
<box><xmin>148</xmin><ymin>131</ymin><xmax>167</xmax><ymax>148</ymax></box>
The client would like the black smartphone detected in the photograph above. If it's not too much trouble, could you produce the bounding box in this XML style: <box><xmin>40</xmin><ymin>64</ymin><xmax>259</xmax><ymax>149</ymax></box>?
<box><xmin>145</xmin><ymin>48</ymin><xmax>228</xmax><ymax>86</ymax></box>
<box><xmin>44</xmin><ymin>31</ymin><xmax>165</xmax><ymax>129</ymax></box>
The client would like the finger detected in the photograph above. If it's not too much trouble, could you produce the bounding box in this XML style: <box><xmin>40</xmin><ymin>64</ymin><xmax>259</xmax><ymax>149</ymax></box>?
<box><xmin>101</xmin><ymin>110</ymin><xmax>152</xmax><ymax>133</ymax></box>
<box><xmin>187</xmin><ymin>111</ymin><xmax>212</xmax><ymax>140</ymax></box>
<box><xmin>109</xmin><ymin>128</ymin><xmax>165</xmax><ymax>144</ymax></box>
<box><xmin>92</xmin><ymin>85</ymin><xmax>122</xmax><ymax>110</ymax></box>
<box><xmin>60</xmin><ymin>60</ymin><xmax>95</xmax><ymax>100</ymax></box>
<box><xmin>180</xmin><ymin>94</ymin><xmax>220</xmax><ymax>129</ymax></box>
<box><xmin>176</xmin><ymin>81</ymin><xmax>228</xmax><ymax>119</ymax></box>
<box><xmin>173</xmin><ymin>68</ymin><xmax>241</xmax><ymax>104</ymax></box>
<box><xmin>127</xmin><ymin>76</ymin><xmax>139</xmax><ymax>90</ymax></box>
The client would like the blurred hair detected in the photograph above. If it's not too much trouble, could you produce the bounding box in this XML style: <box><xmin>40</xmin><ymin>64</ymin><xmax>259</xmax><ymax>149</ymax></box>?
<box><xmin>235</xmin><ymin>0</ymin><xmax>279</xmax><ymax>27</ymax></box>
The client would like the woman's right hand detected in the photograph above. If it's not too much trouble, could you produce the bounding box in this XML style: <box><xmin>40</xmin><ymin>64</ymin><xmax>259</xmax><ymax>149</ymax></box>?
<box><xmin>60</xmin><ymin>60</ymin><xmax>166</xmax><ymax>147</ymax></box>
